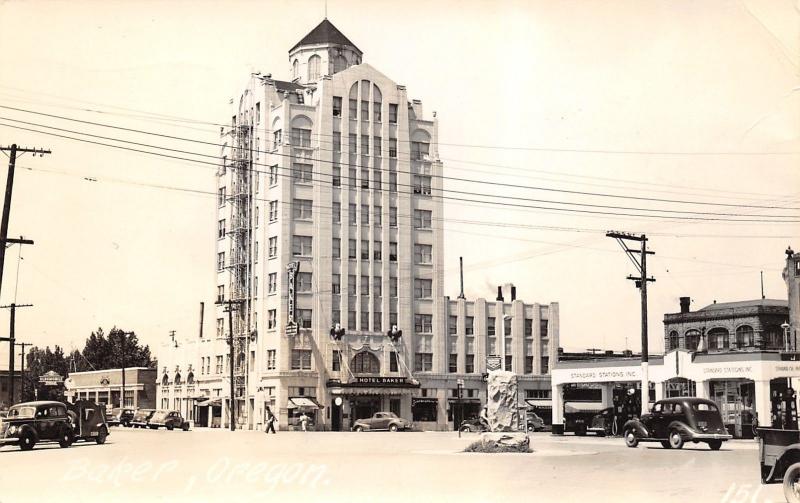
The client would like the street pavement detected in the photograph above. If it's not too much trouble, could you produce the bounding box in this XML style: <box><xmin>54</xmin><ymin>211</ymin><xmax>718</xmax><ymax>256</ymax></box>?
<box><xmin>0</xmin><ymin>427</ymin><xmax>783</xmax><ymax>503</ymax></box>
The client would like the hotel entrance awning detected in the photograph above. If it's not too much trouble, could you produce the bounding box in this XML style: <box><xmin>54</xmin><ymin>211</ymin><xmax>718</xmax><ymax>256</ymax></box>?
<box><xmin>197</xmin><ymin>397</ymin><xmax>224</xmax><ymax>407</ymax></box>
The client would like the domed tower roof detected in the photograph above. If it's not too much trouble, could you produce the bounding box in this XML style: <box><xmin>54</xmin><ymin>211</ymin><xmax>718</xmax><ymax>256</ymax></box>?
<box><xmin>288</xmin><ymin>19</ymin><xmax>363</xmax><ymax>84</ymax></box>
<box><xmin>291</xmin><ymin>18</ymin><xmax>361</xmax><ymax>54</ymax></box>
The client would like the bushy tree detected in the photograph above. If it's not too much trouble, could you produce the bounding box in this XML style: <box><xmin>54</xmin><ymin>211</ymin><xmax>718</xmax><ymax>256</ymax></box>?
<box><xmin>20</xmin><ymin>345</ymin><xmax>70</xmax><ymax>402</ymax></box>
<box><xmin>75</xmin><ymin>327</ymin><xmax>154</xmax><ymax>371</ymax></box>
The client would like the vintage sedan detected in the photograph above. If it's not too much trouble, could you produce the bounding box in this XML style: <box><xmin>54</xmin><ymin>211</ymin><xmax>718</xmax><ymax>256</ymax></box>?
<box><xmin>352</xmin><ymin>412</ymin><xmax>412</xmax><ymax>432</ymax></box>
<box><xmin>107</xmin><ymin>407</ymin><xmax>135</xmax><ymax>427</ymax></box>
<box><xmin>459</xmin><ymin>416</ymin><xmax>489</xmax><ymax>433</ymax></box>
<box><xmin>0</xmin><ymin>400</ymin><xmax>108</xmax><ymax>450</ymax></box>
<box><xmin>130</xmin><ymin>409</ymin><xmax>156</xmax><ymax>428</ymax></box>
<box><xmin>623</xmin><ymin>397</ymin><xmax>731</xmax><ymax>450</ymax></box>
<box><xmin>756</xmin><ymin>427</ymin><xmax>800</xmax><ymax>502</ymax></box>
<box><xmin>148</xmin><ymin>410</ymin><xmax>190</xmax><ymax>431</ymax></box>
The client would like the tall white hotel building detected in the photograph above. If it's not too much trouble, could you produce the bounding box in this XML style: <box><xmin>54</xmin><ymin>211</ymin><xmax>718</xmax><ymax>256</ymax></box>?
<box><xmin>156</xmin><ymin>19</ymin><xmax>559</xmax><ymax>431</ymax></box>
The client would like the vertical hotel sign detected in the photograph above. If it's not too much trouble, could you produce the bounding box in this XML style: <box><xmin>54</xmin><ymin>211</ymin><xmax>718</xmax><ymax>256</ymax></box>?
<box><xmin>286</xmin><ymin>261</ymin><xmax>300</xmax><ymax>336</ymax></box>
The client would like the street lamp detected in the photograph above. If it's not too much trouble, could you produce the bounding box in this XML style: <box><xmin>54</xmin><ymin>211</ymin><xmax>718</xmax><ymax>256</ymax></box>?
<box><xmin>457</xmin><ymin>378</ymin><xmax>464</xmax><ymax>438</ymax></box>
<box><xmin>783</xmin><ymin>323</ymin><xmax>791</xmax><ymax>352</ymax></box>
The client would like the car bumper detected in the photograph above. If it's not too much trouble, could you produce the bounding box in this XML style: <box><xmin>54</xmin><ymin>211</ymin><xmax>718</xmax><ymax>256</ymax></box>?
<box><xmin>688</xmin><ymin>432</ymin><xmax>732</xmax><ymax>441</ymax></box>
<box><xmin>0</xmin><ymin>437</ymin><xmax>20</xmax><ymax>445</ymax></box>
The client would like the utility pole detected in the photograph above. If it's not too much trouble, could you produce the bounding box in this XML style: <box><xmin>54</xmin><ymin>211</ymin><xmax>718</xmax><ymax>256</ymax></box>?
<box><xmin>16</xmin><ymin>341</ymin><xmax>31</xmax><ymax>402</ymax></box>
<box><xmin>0</xmin><ymin>303</ymin><xmax>33</xmax><ymax>405</ymax></box>
<box><xmin>216</xmin><ymin>298</ymin><xmax>243</xmax><ymax>431</ymax></box>
<box><xmin>115</xmin><ymin>330</ymin><xmax>134</xmax><ymax>409</ymax></box>
<box><xmin>0</xmin><ymin>144</ymin><xmax>49</xmax><ymax>300</ymax></box>
<box><xmin>607</xmin><ymin>231</ymin><xmax>655</xmax><ymax>417</ymax></box>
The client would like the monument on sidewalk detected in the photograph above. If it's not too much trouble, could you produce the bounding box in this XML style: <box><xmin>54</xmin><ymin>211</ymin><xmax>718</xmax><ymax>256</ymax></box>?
<box><xmin>477</xmin><ymin>370</ymin><xmax>530</xmax><ymax>451</ymax></box>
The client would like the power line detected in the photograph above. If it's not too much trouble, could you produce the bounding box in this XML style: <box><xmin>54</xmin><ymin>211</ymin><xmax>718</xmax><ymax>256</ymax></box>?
<box><xmin>2</xmin><ymin>104</ymin><xmax>799</xmax><ymax>211</ymax></box>
<box><xmin>1</xmin><ymin>119</ymin><xmax>798</xmax><ymax>223</ymax></box>
<box><xmin>1</xmin><ymin>96</ymin><xmax>793</xmax><ymax>202</ymax></box>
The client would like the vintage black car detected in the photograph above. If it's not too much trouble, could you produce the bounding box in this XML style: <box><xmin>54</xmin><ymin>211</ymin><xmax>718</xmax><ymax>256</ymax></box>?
<box><xmin>130</xmin><ymin>409</ymin><xmax>156</xmax><ymax>428</ymax></box>
<box><xmin>587</xmin><ymin>407</ymin><xmax>615</xmax><ymax>437</ymax></box>
<box><xmin>623</xmin><ymin>397</ymin><xmax>731</xmax><ymax>450</ymax></box>
<box><xmin>756</xmin><ymin>427</ymin><xmax>800</xmax><ymax>502</ymax></box>
<box><xmin>0</xmin><ymin>400</ymin><xmax>108</xmax><ymax>451</ymax></box>
<box><xmin>107</xmin><ymin>407</ymin><xmax>135</xmax><ymax>427</ymax></box>
<box><xmin>459</xmin><ymin>416</ymin><xmax>489</xmax><ymax>433</ymax></box>
<box><xmin>148</xmin><ymin>410</ymin><xmax>190</xmax><ymax>431</ymax></box>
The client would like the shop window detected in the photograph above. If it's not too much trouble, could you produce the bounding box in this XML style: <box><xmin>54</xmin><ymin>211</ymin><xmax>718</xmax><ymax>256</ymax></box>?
<box><xmin>412</xmin><ymin>399</ymin><xmax>437</xmax><ymax>422</ymax></box>
<box><xmin>352</xmin><ymin>351</ymin><xmax>380</xmax><ymax>374</ymax></box>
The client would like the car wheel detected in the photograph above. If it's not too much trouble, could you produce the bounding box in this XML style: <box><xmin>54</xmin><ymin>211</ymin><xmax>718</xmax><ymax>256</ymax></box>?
<box><xmin>166</xmin><ymin>424</ymin><xmax>174</xmax><ymax>431</ymax></box>
<box><xmin>668</xmin><ymin>430</ymin><xmax>684</xmax><ymax>449</ymax></box>
<box><xmin>149</xmin><ymin>425</ymin><xmax>158</xmax><ymax>430</ymax></box>
<box><xmin>355</xmin><ymin>426</ymin><xmax>364</xmax><ymax>432</ymax></box>
<box><xmin>660</xmin><ymin>440</ymin><xmax>672</xmax><ymax>449</ymax></box>
<box><xmin>459</xmin><ymin>426</ymin><xmax>472</xmax><ymax>433</ymax></box>
<box><xmin>182</xmin><ymin>423</ymin><xmax>189</xmax><ymax>431</ymax></box>
<box><xmin>59</xmin><ymin>429</ymin><xmax>73</xmax><ymax>448</ymax></box>
<box><xmin>624</xmin><ymin>429</ymin><xmax>639</xmax><ymax>448</ymax></box>
<box><xmin>784</xmin><ymin>462</ymin><xmax>800</xmax><ymax>503</ymax></box>
<box><xmin>596</xmin><ymin>430</ymin><xmax>606</xmax><ymax>438</ymax></box>
<box><xmin>389</xmin><ymin>424</ymin><xmax>399</xmax><ymax>432</ymax></box>
<box><xmin>19</xmin><ymin>432</ymin><xmax>35</xmax><ymax>451</ymax></box>
<box><xmin>96</xmin><ymin>427</ymin><xmax>108</xmax><ymax>445</ymax></box>
<box><xmin>708</xmin><ymin>440</ymin><xmax>722</xmax><ymax>451</ymax></box>
<box><xmin>575</xmin><ymin>425</ymin><xmax>587</xmax><ymax>436</ymax></box>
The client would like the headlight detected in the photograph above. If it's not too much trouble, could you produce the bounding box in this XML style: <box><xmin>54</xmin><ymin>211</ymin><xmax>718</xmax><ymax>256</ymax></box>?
<box><xmin>8</xmin><ymin>426</ymin><xmax>18</xmax><ymax>434</ymax></box>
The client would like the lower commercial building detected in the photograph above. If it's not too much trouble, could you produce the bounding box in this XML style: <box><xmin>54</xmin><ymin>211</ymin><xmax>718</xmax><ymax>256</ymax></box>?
<box><xmin>0</xmin><ymin>369</ymin><xmax>23</xmax><ymax>407</ymax></box>
<box><xmin>64</xmin><ymin>368</ymin><xmax>157</xmax><ymax>410</ymax></box>
<box><xmin>156</xmin><ymin>286</ymin><xmax>559</xmax><ymax>431</ymax></box>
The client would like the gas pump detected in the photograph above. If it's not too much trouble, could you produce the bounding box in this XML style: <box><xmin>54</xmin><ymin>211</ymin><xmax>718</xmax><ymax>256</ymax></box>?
<box><xmin>785</xmin><ymin>388</ymin><xmax>798</xmax><ymax>430</ymax></box>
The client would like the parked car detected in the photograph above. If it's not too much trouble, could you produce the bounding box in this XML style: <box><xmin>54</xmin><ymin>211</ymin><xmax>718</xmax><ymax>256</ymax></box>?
<box><xmin>757</xmin><ymin>427</ymin><xmax>800</xmax><ymax>502</ymax></box>
<box><xmin>0</xmin><ymin>400</ymin><xmax>109</xmax><ymax>451</ymax></box>
<box><xmin>623</xmin><ymin>397</ymin><xmax>731</xmax><ymax>450</ymax></box>
<box><xmin>130</xmin><ymin>409</ymin><xmax>156</xmax><ymax>428</ymax></box>
<box><xmin>564</xmin><ymin>405</ymin><xmax>601</xmax><ymax>436</ymax></box>
<box><xmin>459</xmin><ymin>416</ymin><xmax>489</xmax><ymax>433</ymax></box>
<box><xmin>352</xmin><ymin>412</ymin><xmax>412</xmax><ymax>432</ymax></box>
<box><xmin>107</xmin><ymin>407</ymin><xmax>135</xmax><ymax>427</ymax></box>
<box><xmin>148</xmin><ymin>410</ymin><xmax>190</xmax><ymax>431</ymax></box>
<box><xmin>527</xmin><ymin>412</ymin><xmax>546</xmax><ymax>432</ymax></box>
<box><xmin>587</xmin><ymin>407</ymin><xmax>615</xmax><ymax>437</ymax></box>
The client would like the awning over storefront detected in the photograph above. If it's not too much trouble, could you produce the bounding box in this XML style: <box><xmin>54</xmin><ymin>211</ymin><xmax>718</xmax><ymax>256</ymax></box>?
<box><xmin>564</xmin><ymin>401</ymin><xmax>608</xmax><ymax>413</ymax></box>
<box><xmin>330</xmin><ymin>387</ymin><xmax>417</xmax><ymax>396</ymax></box>
<box><xmin>412</xmin><ymin>397</ymin><xmax>439</xmax><ymax>406</ymax></box>
<box><xmin>197</xmin><ymin>397</ymin><xmax>224</xmax><ymax>407</ymax></box>
<box><xmin>287</xmin><ymin>397</ymin><xmax>322</xmax><ymax>410</ymax></box>
<box><xmin>525</xmin><ymin>399</ymin><xmax>553</xmax><ymax>409</ymax></box>
<box><xmin>446</xmin><ymin>398</ymin><xmax>481</xmax><ymax>403</ymax></box>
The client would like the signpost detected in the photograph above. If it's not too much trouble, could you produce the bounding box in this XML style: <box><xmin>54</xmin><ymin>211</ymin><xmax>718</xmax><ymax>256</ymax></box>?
<box><xmin>285</xmin><ymin>321</ymin><xmax>298</xmax><ymax>337</ymax></box>
<box><xmin>287</xmin><ymin>261</ymin><xmax>300</xmax><ymax>329</ymax></box>
<box><xmin>39</xmin><ymin>370</ymin><xmax>64</xmax><ymax>386</ymax></box>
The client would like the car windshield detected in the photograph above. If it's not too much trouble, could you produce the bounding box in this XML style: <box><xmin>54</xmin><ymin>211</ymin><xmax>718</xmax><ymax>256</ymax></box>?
<box><xmin>151</xmin><ymin>411</ymin><xmax>168</xmax><ymax>421</ymax></box>
<box><xmin>692</xmin><ymin>403</ymin><xmax>718</xmax><ymax>412</ymax></box>
<box><xmin>8</xmin><ymin>406</ymin><xmax>36</xmax><ymax>419</ymax></box>
<box><xmin>383</xmin><ymin>412</ymin><xmax>398</xmax><ymax>418</ymax></box>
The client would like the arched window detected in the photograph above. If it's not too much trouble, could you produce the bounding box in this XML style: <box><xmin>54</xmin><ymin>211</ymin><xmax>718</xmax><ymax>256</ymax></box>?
<box><xmin>333</xmin><ymin>55</ymin><xmax>348</xmax><ymax>73</ymax></box>
<box><xmin>348</xmin><ymin>82</ymin><xmax>358</xmax><ymax>118</ymax></box>
<box><xmin>685</xmin><ymin>329</ymin><xmax>701</xmax><ymax>350</ymax></box>
<box><xmin>161</xmin><ymin>374</ymin><xmax>169</xmax><ymax>386</ymax></box>
<box><xmin>352</xmin><ymin>351</ymin><xmax>380</xmax><ymax>374</ymax></box>
<box><xmin>186</xmin><ymin>372</ymin><xmax>195</xmax><ymax>385</ymax></box>
<box><xmin>292</xmin><ymin>59</ymin><xmax>299</xmax><ymax>80</ymax></box>
<box><xmin>372</xmin><ymin>84</ymin><xmax>382</xmax><ymax>122</ymax></box>
<box><xmin>308</xmin><ymin>55</ymin><xmax>321</xmax><ymax>81</ymax></box>
<box><xmin>707</xmin><ymin>328</ymin><xmax>729</xmax><ymax>351</ymax></box>
<box><xmin>735</xmin><ymin>325</ymin><xmax>754</xmax><ymax>349</ymax></box>
<box><xmin>174</xmin><ymin>373</ymin><xmax>182</xmax><ymax>386</ymax></box>
<box><xmin>668</xmin><ymin>331</ymin><xmax>680</xmax><ymax>351</ymax></box>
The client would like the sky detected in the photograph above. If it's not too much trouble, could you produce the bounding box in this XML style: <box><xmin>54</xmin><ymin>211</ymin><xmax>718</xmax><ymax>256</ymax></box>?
<box><xmin>0</xmin><ymin>0</ymin><xmax>797</xmax><ymax>366</ymax></box>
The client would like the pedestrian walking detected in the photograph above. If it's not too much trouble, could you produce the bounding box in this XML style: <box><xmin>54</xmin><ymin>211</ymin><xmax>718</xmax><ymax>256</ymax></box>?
<box><xmin>265</xmin><ymin>407</ymin><xmax>276</xmax><ymax>434</ymax></box>
<box><xmin>299</xmin><ymin>412</ymin><xmax>309</xmax><ymax>432</ymax></box>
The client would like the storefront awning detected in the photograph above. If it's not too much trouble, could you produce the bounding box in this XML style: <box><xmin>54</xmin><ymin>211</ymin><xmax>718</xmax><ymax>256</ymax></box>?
<box><xmin>287</xmin><ymin>397</ymin><xmax>322</xmax><ymax>410</ymax></box>
<box><xmin>412</xmin><ymin>397</ymin><xmax>439</xmax><ymax>406</ymax></box>
<box><xmin>526</xmin><ymin>399</ymin><xmax>553</xmax><ymax>409</ymax></box>
<box><xmin>564</xmin><ymin>402</ymin><xmax>607</xmax><ymax>413</ymax></box>
<box><xmin>197</xmin><ymin>397</ymin><xmax>224</xmax><ymax>407</ymax></box>
<box><xmin>446</xmin><ymin>398</ymin><xmax>481</xmax><ymax>403</ymax></box>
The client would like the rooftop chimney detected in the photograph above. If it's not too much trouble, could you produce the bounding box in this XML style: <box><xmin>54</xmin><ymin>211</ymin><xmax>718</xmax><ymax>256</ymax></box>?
<box><xmin>679</xmin><ymin>297</ymin><xmax>691</xmax><ymax>314</ymax></box>
<box><xmin>496</xmin><ymin>286</ymin><xmax>504</xmax><ymax>302</ymax></box>
<box><xmin>511</xmin><ymin>286</ymin><xmax>517</xmax><ymax>301</ymax></box>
